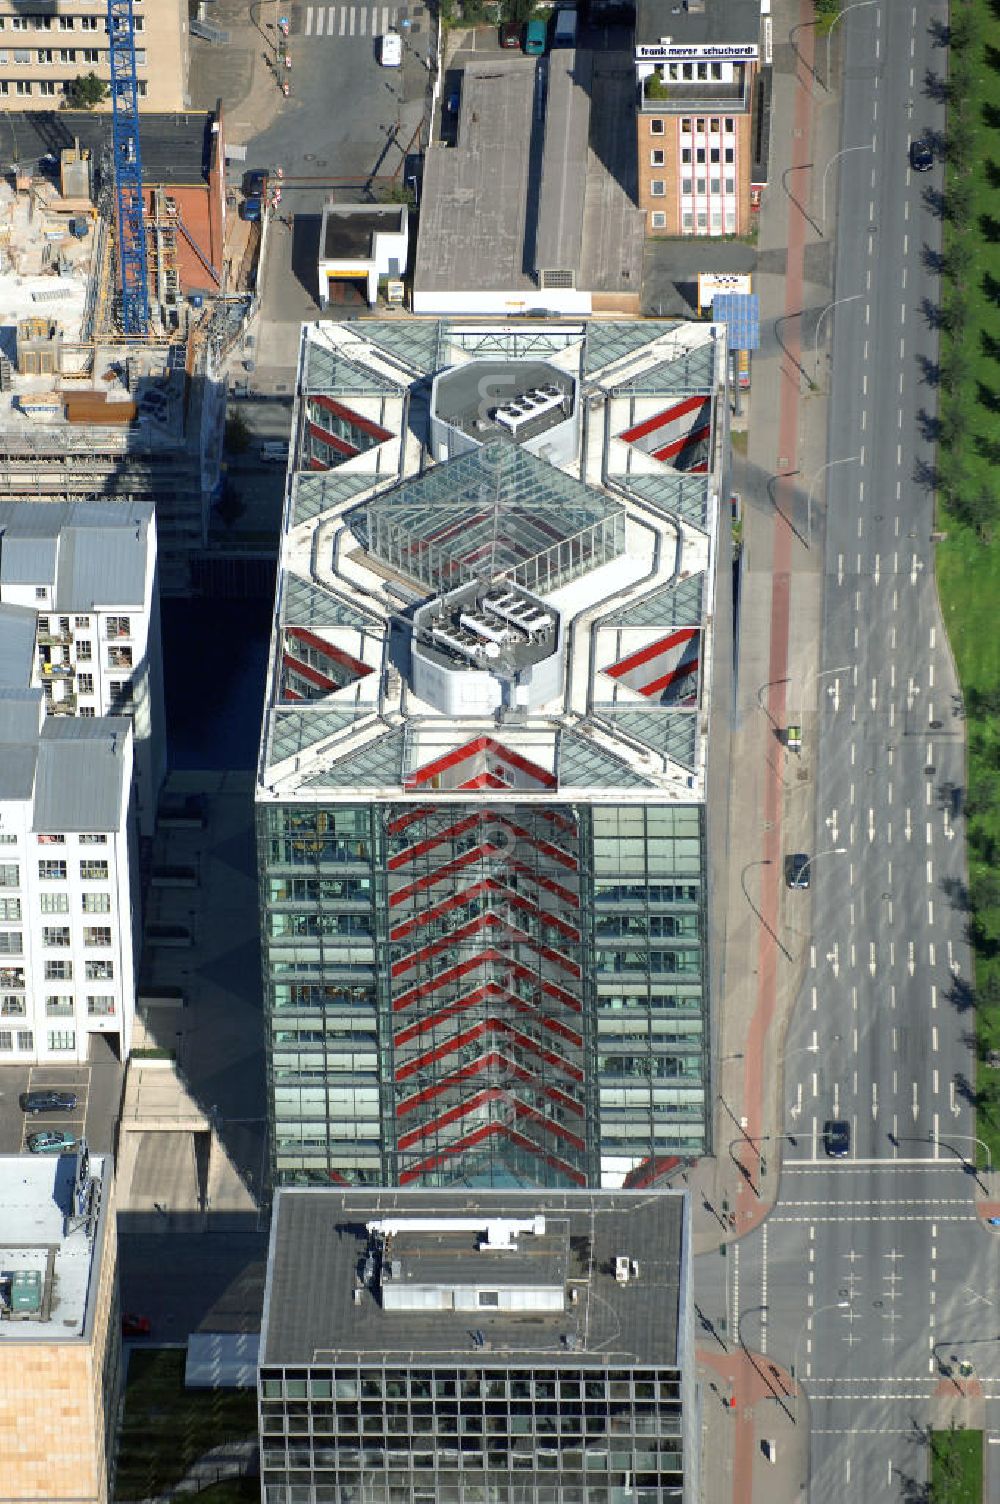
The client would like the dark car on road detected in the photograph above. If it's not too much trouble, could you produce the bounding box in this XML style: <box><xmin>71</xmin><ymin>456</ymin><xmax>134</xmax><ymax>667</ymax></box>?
<box><xmin>823</xmin><ymin>1119</ymin><xmax>851</xmax><ymax>1158</ymax></box>
<box><xmin>785</xmin><ymin>853</ymin><xmax>811</xmax><ymax>890</ymax></box>
<box><xmin>909</xmin><ymin>138</ymin><xmax>933</xmax><ymax>172</ymax></box>
<box><xmin>20</xmin><ymin>1089</ymin><xmax>78</xmax><ymax>1114</ymax></box>
<box><xmin>27</xmin><ymin>1129</ymin><xmax>77</xmax><ymax>1154</ymax></box>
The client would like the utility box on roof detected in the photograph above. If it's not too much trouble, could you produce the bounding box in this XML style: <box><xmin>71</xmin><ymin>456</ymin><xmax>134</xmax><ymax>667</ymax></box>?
<box><xmin>11</xmin><ymin>1270</ymin><xmax>42</xmax><ymax>1314</ymax></box>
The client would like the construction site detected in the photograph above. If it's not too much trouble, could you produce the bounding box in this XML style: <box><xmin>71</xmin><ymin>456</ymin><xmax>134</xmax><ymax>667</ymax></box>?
<box><xmin>0</xmin><ymin>70</ymin><xmax>260</xmax><ymax>593</ymax></box>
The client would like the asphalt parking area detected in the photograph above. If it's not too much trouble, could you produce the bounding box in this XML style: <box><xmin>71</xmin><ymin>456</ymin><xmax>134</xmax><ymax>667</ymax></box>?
<box><xmin>17</xmin><ymin>1064</ymin><xmax>91</xmax><ymax>1150</ymax></box>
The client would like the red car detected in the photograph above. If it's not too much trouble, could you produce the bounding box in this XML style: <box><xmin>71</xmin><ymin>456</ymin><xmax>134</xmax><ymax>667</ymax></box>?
<box><xmin>499</xmin><ymin>21</ymin><xmax>521</xmax><ymax>46</ymax></box>
<box><xmin>122</xmin><ymin>1313</ymin><xmax>151</xmax><ymax>1337</ymax></box>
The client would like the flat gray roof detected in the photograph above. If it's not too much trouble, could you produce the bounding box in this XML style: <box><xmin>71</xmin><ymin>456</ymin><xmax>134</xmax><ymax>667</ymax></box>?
<box><xmin>636</xmin><ymin>0</ymin><xmax>761</xmax><ymax>50</ymax></box>
<box><xmin>578</xmin><ymin>50</ymin><xmax>644</xmax><ymax>293</ymax></box>
<box><xmin>416</xmin><ymin>61</ymin><xmax>538</xmax><ymax>295</ymax></box>
<box><xmin>321</xmin><ymin>205</ymin><xmax>405</xmax><ymax>262</ymax></box>
<box><xmin>533</xmin><ymin>51</ymin><xmax>591</xmax><ymax>276</ymax></box>
<box><xmin>0</xmin><ymin>1152</ymin><xmax>111</xmax><ymax>1342</ymax></box>
<box><xmin>262</xmin><ymin>1189</ymin><xmax>688</xmax><ymax>1368</ymax></box>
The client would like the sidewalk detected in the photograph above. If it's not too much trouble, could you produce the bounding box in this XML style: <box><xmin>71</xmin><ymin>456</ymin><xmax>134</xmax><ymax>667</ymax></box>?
<box><xmin>697</xmin><ymin>1347</ymin><xmax>808</xmax><ymax>1504</ymax></box>
<box><xmin>693</xmin><ymin>0</ymin><xmax>843</xmax><ymax>1263</ymax></box>
<box><xmin>688</xmin><ymin>5</ymin><xmax>841</xmax><ymax>1499</ymax></box>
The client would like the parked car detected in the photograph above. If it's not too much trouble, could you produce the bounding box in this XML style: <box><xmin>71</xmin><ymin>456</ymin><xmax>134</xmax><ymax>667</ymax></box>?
<box><xmin>20</xmin><ymin>1090</ymin><xmax>78</xmax><ymax>1114</ymax></box>
<box><xmin>822</xmin><ymin>1119</ymin><xmax>851</xmax><ymax>1158</ymax></box>
<box><xmin>242</xmin><ymin>168</ymin><xmax>268</xmax><ymax>198</ymax></box>
<box><xmin>499</xmin><ymin>20</ymin><xmax>521</xmax><ymax>46</ymax></box>
<box><xmin>909</xmin><ymin>138</ymin><xmax>933</xmax><ymax>172</ymax></box>
<box><xmin>241</xmin><ymin>194</ymin><xmax>263</xmax><ymax>223</ymax></box>
<box><xmin>784</xmin><ymin>853</ymin><xmax>810</xmax><ymax>890</ymax></box>
<box><xmin>27</xmin><ymin>1129</ymin><xmax>77</xmax><ymax>1154</ymax></box>
<box><xmin>122</xmin><ymin>1313</ymin><xmax>152</xmax><ymax>1337</ymax></box>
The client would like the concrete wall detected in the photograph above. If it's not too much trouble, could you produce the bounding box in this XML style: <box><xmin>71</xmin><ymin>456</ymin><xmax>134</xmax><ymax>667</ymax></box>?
<box><xmin>412</xmin><ymin>287</ymin><xmax>593</xmax><ymax>317</ymax></box>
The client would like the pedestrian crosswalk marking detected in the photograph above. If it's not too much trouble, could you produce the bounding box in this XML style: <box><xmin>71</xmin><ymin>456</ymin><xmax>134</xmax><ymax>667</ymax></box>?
<box><xmin>302</xmin><ymin>4</ymin><xmax>401</xmax><ymax>38</ymax></box>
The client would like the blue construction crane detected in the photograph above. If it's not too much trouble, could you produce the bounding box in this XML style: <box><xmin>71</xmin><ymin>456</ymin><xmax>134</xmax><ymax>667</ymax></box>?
<box><xmin>106</xmin><ymin>0</ymin><xmax>150</xmax><ymax>334</ymax></box>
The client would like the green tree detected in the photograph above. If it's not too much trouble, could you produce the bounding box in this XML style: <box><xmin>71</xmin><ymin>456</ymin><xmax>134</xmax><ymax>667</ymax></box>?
<box><xmin>65</xmin><ymin>72</ymin><xmax>107</xmax><ymax>110</ymax></box>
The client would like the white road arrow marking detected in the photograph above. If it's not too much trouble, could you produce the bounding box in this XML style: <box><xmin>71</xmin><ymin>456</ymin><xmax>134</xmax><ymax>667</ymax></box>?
<box><xmin>912</xmin><ymin>1082</ymin><xmax>919</xmax><ymax>1121</ymax></box>
<box><xmin>872</xmin><ymin>1082</ymin><xmax>879</xmax><ymax>1120</ymax></box>
<box><xmin>869</xmin><ymin>942</ymin><xmax>877</xmax><ymax>977</ymax></box>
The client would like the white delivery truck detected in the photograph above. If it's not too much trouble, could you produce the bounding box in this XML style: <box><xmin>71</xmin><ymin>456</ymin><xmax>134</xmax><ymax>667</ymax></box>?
<box><xmin>552</xmin><ymin>7</ymin><xmax>578</xmax><ymax>47</ymax></box>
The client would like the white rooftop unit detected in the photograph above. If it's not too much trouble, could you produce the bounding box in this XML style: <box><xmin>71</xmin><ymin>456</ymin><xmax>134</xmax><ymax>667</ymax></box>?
<box><xmin>492</xmin><ymin>385</ymin><xmax>566</xmax><ymax>435</ymax></box>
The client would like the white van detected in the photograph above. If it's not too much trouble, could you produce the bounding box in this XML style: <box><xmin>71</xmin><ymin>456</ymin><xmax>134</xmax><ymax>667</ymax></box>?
<box><xmin>379</xmin><ymin>30</ymin><xmax>402</xmax><ymax>65</ymax></box>
<box><xmin>259</xmin><ymin>440</ymin><xmax>289</xmax><ymax>463</ymax></box>
<box><xmin>552</xmin><ymin>7</ymin><xmax>577</xmax><ymax>47</ymax></box>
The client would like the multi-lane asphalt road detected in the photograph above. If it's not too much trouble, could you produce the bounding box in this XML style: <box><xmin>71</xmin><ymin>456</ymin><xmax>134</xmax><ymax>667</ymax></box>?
<box><xmin>706</xmin><ymin>2</ymin><xmax>999</xmax><ymax>1498</ymax></box>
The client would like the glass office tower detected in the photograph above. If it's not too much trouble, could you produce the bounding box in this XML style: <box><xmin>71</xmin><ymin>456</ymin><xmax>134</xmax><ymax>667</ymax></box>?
<box><xmin>256</xmin><ymin>319</ymin><xmax>730</xmax><ymax>1191</ymax></box>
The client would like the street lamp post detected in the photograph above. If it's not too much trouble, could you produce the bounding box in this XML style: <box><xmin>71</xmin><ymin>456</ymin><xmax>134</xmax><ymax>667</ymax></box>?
<box><xmin>791</xmin><ymin>1300</ymin><xmax>850</xmax><ymax>1382</ymax></box>
<box><xmin>814</xmin><ymin>292</ymin><xmax>863</xmax><ymax>375</ymax></box>
<box><xmin>932</xmin><ymin>1126</ymin><xmax>994</xmax><ymax>1177</ymax></box>
<box><xmin>824</xmin><ymin>0</ymin><xmax>878</xmax><ymax>86</ymax></box>
<box><xmin>796</xmin><ymin>847</ymin><xmax>847</xmax><ymax>886</ymax></box>
<box><xmin>806</xmin><ymin>455</ymin><xmax>861</xmax><ymax>549</ymax></box>
<box><xmin>799</xmin><ymin>662</ymin><xmax>851</xmax><ymax>726</ymax></box>
<box><xmin>821</xmin><ymin>142</ymin><xmax>875</xmax><ymax>232</ymax></box>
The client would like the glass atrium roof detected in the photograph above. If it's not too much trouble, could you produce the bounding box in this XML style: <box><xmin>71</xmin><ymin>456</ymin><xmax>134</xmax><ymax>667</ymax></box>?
<box><xmin>281</xmin><ymin>574</ymin><xmax>382</xmax><ymax>632</ymax></box>
<box><xmin>604</xmin><ymin>573</ymin><xmax>705</xmax><ymax>629</ymax></box>
<box><xmin>582</xmin><ymin>321</ymin><xmax>679</xmax><ymax>374</ymax></box>
<box><xmin>269</xmin><ymin>705</ymin><xmax>372</xmax><ymax>766</ymax></box>
<box><xmin>614</xmin><ymin>471</ymin><xmax>711</xmax><ymax>531</ymax></box>
<box><xmin>292</xmin><ymin>471</ymin><xmax>378</xmax><ymax>528</ymax></box>
<box><xmin>303</xmin><ymin>339</ymin><xmax>402</xmax><ymax>397</ymax></box>
<box><xmin>600</xmin><ymin>710</ymin><xmax>699</xmax><ymax>771</ymax></box>
<box><xmin>608</xmin><ymin>342</ymin><xmax>717</xmax><ymax>396</ymax></box>
<box><xmin>350</xmin><ymin>442</ymin><xmax>626</xmax><ymax>595</ymax></box>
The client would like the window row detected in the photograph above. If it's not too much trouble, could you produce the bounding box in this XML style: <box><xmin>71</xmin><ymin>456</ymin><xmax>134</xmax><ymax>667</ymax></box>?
<box><xmin>43</xmin><ymin>995</ymin><xmax>115</xmax><ymax>1016</ymax></box>
<box><xmin>2</xmin><ymin>986</ymin><xmax>114</xmax><ymax>1017</ymax></box>
<box><xmin>261</xmin><ymin>1371</ymin><xmax>678</xmax><ymax>1400</ymax></box>
<box><xmin>678</xmin><ymin>178</ymin><xmax>737</xmax><ymax>196</ymax></box>
<box><xmin>649</xmin><ymin>114</ymin><xmax>736</xmax><ymax>136</ymax></box>
<box><xmin>0</xmin><ymin>1029</ymin><xmax>75</xmax><ymax>1052</ymax></box>
<box><xmin>0</xmin><ymin>76</ymin><xmax>149</xmax><ymax>95</ymax></box>
<box><xmin>0</xmin><ymin>16</ymin><xmax>145</xmax><ymax>32</ymax></box>
<box><xmin>38</xmin><ymin>860</ymin><xmax>110</xmax><ymax>881</ymax></box>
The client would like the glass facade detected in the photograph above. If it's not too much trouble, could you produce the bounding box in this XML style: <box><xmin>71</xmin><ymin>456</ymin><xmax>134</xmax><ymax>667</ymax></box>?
<box><xmin>258</xmin><ymin>1363</ymin><xmax>686</xmax><ymax>1504</ymax></box>
<box><xmin>259</xmin><ymin>801</ymin><xmax>709</xmax><ymax>1189</ymax></box>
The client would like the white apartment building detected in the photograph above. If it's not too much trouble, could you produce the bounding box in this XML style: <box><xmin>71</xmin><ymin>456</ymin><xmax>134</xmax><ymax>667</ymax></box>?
<box><xmin>0</xmin><ymin>611</ymin><xmax>138</xmax><ymax>1065</ymax></box>
<box><xmin>0</xmin><ymin>501</ymin><xmax>165</xmax><ymax>839</ymax></box>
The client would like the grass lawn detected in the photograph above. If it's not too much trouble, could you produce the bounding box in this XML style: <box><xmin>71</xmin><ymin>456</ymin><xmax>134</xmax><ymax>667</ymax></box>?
<box><xmin>934</xmin><ymin>0</ymin><xmax>1000</xmax><ymax>1169</ymax></box>
<box><xmin>114</xmin><ymin>1349</ymin><xmax>258</xmax><ymax>1500</ymax></box>
<box><xmin>929</xmin><ymin>1427</ymin><xmax>983</xmax><ymax>1504</ymax></box>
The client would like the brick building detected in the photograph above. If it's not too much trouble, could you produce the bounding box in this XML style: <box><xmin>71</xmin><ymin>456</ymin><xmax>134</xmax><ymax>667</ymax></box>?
<box><xmin>635</xmin><ymin>0</ymin><xmax>766</xmax><ymax>237</ymax></box>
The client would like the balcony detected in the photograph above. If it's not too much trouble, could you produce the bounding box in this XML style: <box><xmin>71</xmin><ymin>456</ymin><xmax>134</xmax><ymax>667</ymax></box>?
<box><xmin>640</xmin><ymin>75</ymin><xmax>749</xmax><ymax>115</ymax></box>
